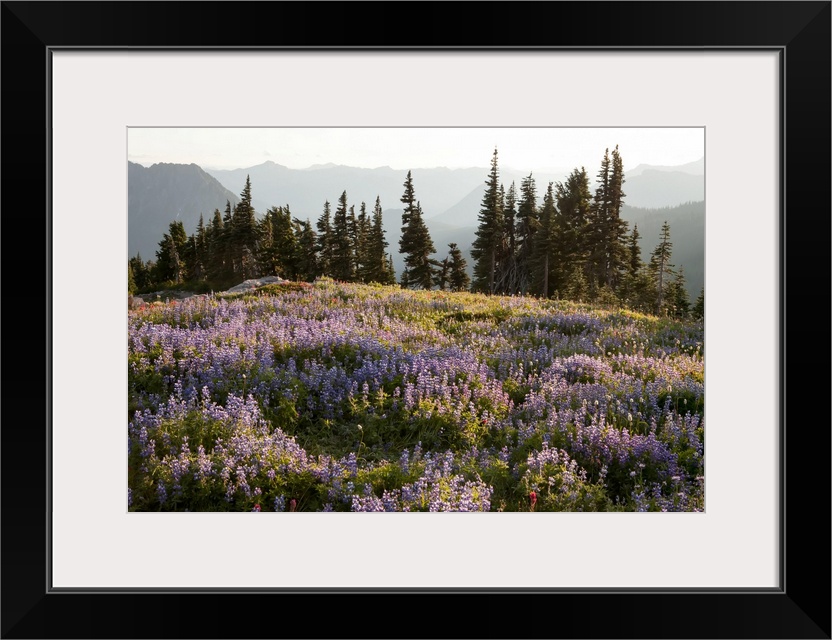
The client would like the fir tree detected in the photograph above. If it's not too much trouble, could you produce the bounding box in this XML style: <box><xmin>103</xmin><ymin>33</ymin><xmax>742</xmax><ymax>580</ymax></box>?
<box><xmin>515</xmin><ymin>173</ymin><xmax>538</xmax><ymax>295</ymax></box>
<box><xmin>552</xmin><ymin>167</ymin><xmax>592</xmax><ymax>296</ymax></box>
<box><xmin>531</xmin><ymin>182</ymin><xmax>557</xmax><ymax>298</ymax></box>
<box><xmin>367</xmin><ymin>196</ymin><xmax>395</xmax><ymax>285</ymax></box>
<box><xmin>448</xmin><ymin>243</ymin><xmax>471</xmax><ymax>292</ymax></box>
<box><xmin>471</xmin><ymin>148</ymin><xmax>504</xmax><ymax>294</ymax></box>
<box><xmin>331</xmin><ymin>191</ymin><xmax>355</xmax><ymax>281</ymax></box>
<box><xmin>497</xmin><ymin>181</ymin><xmax>518</xmax><ymax>294</ymax></box>
<box><xmin>153</xmin><ymin>220</ymin><xmax>188</xmax><ymax>284</ymax></box>
<box><xmin>316</xmin><ymin>200</ymin><xmax>334</xmax><ymax>277</ymax></box>
<box><xmin>355</xmin><ymin>201</ymin><xmax>371</xmax><ymax>282</ymax></box>
<box><xmin>128</xmin><ymin>262</ymin><xmax>136</xmax><ymax>295</ymax></box>
<box><xmin>129</xmin><ymin>253</ymin><xmax>151</xmax><ymax>291</ymax></box>
<box><xmin>649</xmin><ymin>220</ymin><xmax>675</xmax><ymax>314</ymax></box>
<box><xmin>665</xmin><ymin>266</ymin><xmax>691</xmax><ymax>318</ymax></box>
<box><xmin>293</xmin><ymin>218</ymin><xmax>318</xmax><ymax>281</ymax></box>
<box><xmin>232</xmin><ymin>175</ymin><xmax>259</xmax><ymax>279</ymax></box>
<box><xmin>399</xmin><ymin>171</ymin><xmax>436</xmax><ymax>289</ymax></box>
<box><xmin>693</xmin><ymin>286</ymin><xmax>704</xmax><ymax>320</ymax></box>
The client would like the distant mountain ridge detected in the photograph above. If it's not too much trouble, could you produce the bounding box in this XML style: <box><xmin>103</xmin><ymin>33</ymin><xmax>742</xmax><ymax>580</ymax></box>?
<box><xmin>128</xmin><ymin>162</ymin><xmax>238</xmax><ymax>261</ymax></box>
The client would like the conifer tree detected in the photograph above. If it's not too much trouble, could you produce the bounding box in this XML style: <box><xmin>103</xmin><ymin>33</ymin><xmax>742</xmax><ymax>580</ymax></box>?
<box><xmin>515</xmin><ymin>173</ymin><xmax>538</xmax><ymax>295</ymax></box>
<box><xmin>316</xmin><ymin>200</ymin><xmax>334</xmax><ymax>277</ymax></box>
<box><xmin>531</xmin><ymin>182</ymin><xmax>557</xmax><ymax>298</ymax></box>
<box><xmin>665</xmin><ymin>266</ymin><xmax>691</xmax><ymax>318</ymax></box>
<box><xmin>153</xmin><ymin>220</ymin><xmax>188</xmax><ymax>284</ymax></box>
<box><xmin>207</xmin><ymin>206</ymin><xmax>231</xmax><ymax>283</ymax></box>
<box><xmin>129</xmin><ymin>253</ymin><xmax>151</xmax><ymax>291</ymax></box>
<box><xmin>497</xmin><ymin>181</ymin><xmax>518</xmax><ymax>294</ymax></box>
<box><xmin>355</xmin><ymin>201</ymin><xmax>371</xmax><ymax>282</ymax></box>
<box><xmin>331</xmin><ymin>191</ymin><xmax>355</xmax><ymax>281</ymax></box>
<box><xmin>693</xmin><ymin>286</ymin><xmax>705</xmax><ymax>320</ymax></box>
<box><xmin>366</xmin><ymin>196</ymin><xmax>395</xmax><ymax>285</ymax></box>
<box><xmin>232</xmin><ymin>175</ymin><xmax>259</xmax><ymax>279</ymax></box>
<box><xmin>128</xmin><ymin>262</ymin><xmax>136</xmax><ymax>295</ymax></box>
<box><xmin>257</xmin><ymin>207</ymin><xmax>277</xmax><ymax>276</ymax></box>
<box><xmin>471</xmin><ymin>148</ymin><xmax>504</xmax><ymax>294</ymax></box>
<box><xmin>293</xmin><ymin>218</ymin><xmax>318</xmax><ymax>281</ymax></box>
<box><xmin>448</xmin><ymin>242</ymin><xmax>471</xmax><ymax>292</ymax></box>
<box><xmin>433</xmin><ymin>256</ymin><xmax>450</xmax><ymax>291</ymax></box>
<box><xmin>552</xmin><ymin>167</ymin><xmax>592</xmax><ymax>297</ymax></box>
<box><xmin>399</xmin><ymin>171</ymin><xmax>436</xmax><ymax>289</ymax></box>
<box><xmin>649</xmin><ymin>220</ymin><xmax>675</xmax><ymax>314</ymax></box>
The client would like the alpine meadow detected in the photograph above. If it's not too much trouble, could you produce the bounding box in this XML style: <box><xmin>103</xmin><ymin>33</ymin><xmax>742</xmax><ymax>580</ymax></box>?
<box><xmin>128</xmin><ymin>128</ymin><xmax>705</xmax><ymax>513</ymax></box>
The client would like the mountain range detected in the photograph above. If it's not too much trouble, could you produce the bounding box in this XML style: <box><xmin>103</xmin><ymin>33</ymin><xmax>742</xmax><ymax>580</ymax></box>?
<box><xmin>128</xmin><ymin>158</ymin><xmax>705</xmax><ymax>297</ymax></box>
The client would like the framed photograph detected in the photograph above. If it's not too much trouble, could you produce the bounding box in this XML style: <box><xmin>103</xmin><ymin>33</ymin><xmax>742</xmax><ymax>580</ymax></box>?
<box><xmin>3</xmin><ymin>2</ymin><xmax>829</xmax><ymax>638</ymax></box>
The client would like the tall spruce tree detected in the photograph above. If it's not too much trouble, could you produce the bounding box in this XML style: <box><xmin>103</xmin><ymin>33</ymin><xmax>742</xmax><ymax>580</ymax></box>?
<box><xmin>448</xmin><ymin>243</ymin><xmax>471</xmax><ymax>292</ymax></box>
<box><xmin>530</xmin><ymin>182</ymin><xmax>557</xmax><ymax>298</ymax></box>
<box><xmin>471</xmin><ymin>148</ymin><xmax>504</xmax><ymax>294</ymax></box>
<box><xmin>399</xmin><ymin>171</ymin><xmax>436</xmax><ymax>289</ymax></box>
<box><xmin>552</xmin><ymin>167</ymin><xmax>592</xmax><ymax>297</ymax></box>
<box><xmin>649</xmin><ymin>220</ymin><xmax>675</xmax><ymax>314</ymax></box>
<box><xmin>366</xmin><ymin>196</ymin><xmax>395</xmax><ymax>285</ymax></box>
<box><xmin>497</xmin><ymin>181</ymin><xmax>518</xmax><ymax>294</ymax></box>
<box><xmin>153</xmin><ymin>220</ymin><xmax>188</xmax><ymax>284</ymax></box>
<box><xmin>692</xmin><ymin>286</ymin><xmax>704</xmax><ymax>320</ymax></box>
<box><xmin>316</xmin><ymin>200</ymin><xmax>334</xmax><ymax>277</ymax></box>
<box><xmin>355</xmin><ymin>201</ymin><xmax>371</xmax><ymax>282</ymax></box>
<box><xmin>515</xmin><ymin>173</ymin><xmax>538</xmax><ymax>295</ymax></box>
<box><xmin>232</xmin><ymin>175</ymin><xmax>259</xmax><ymax>279</ymax></box>
<box><xmin>293</xmin><ymin>218</ymin><xmax>318</xmax><ymax>281</ymax></box>
<box><xmin>331</xmin><ymin>191</ymin><xmax>355</xmax><ymax>281</ymax></box>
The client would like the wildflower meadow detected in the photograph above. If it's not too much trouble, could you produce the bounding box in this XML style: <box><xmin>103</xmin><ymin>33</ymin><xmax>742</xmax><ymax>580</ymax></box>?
<box><xmin>128</xmin><ymin>279</ymin><xmax>704</xmax><ymax>512</ymax></box>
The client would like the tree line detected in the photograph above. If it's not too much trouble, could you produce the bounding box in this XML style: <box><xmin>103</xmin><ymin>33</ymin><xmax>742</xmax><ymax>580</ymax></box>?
<box><xmin>129</xmin><ymin>147</ymin><xmax>703</xmax><ymax>319</ymax></box>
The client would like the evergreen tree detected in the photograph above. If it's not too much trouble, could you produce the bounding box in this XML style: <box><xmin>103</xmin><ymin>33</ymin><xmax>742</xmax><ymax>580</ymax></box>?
<box><xmin>128</xmin><ymin>262</ymin><xmax>136</xmax><ymax>295</ymax></box>
<box><xmin>552</xmin><ymin>167</ymin><xmax>592</xmax><ymax>297</ymax></box>
<box><xmin>316</xmin><ymin>200</ymin><xmax>334</xmax><ymax>277</ymax></box>
<box><xmin>366</xmin><ymin>196</ymin><xmax>395</xmax><ymax>285</ymax></box>
<box><xmin>693</xmin><ymin>286</ymin><xmax>705</xmax><ymax>320</ymax></box>
<box><xmin>649</xmin><ymin>220</ymin><xmax>675</xmax><ymax>314</ymax></box>
<box><xmin>530</xmin><ymin>182</ymin><xmax>557</xmax><ymax>298</ymax></box>
<box><xmin>206</xmin><ymin>207</ymin><xmax>230</xmax><ymax>283</ymax></box>
<box><xmin>515</xmin><ymin>173</ymin><xmax>538</xmax><ymax>295</ymax></box>
<box><xmin>607</xmin><ymin>145</ymin><xmax>630</xmax><ymax>290</ymax></box>
<box><xmin>433</xmin><ymin>256</ymin><xmax>450</xmax><ymax>291</ymax></box>
<box><xmin>448</xmin><ymin>243</ymin><xmax>471</xmax><ymax>292</ymax></box>
<box><xmin>497</xmin><ymin>181</ymin><xmax>518</xmax><ymax>294</ymax></box>
<box><xmin>153</xmin><ymin>220</ymin><xmax>188</xmax><ymax>284</ymax></box>
<box><xmin>293</xmin><ymin>218</ymin><xmax>318</xmax><ymax>281</ymax></box>
<box><xmin>665</xmin><ymin>266</ymin><xmax>691</xmax><ymax>318</ymax></box>
<box><xmin>355</xmin><ymin>201</ymin><xmax>371</xmax><ymax>282</ymax></box>
<box><xmin>331</xmin><ymin>191</ymin><xmax>355</xmax><ymax>281</ymax></box>
<box><xmin>232</xmin><ymin>175</ymin><xmax>259</xmax><ymax>279</ymax></box>
<box><xmin>471</xmin><ymin>148</ymin><xmax>504</xmax><ymax>294</ymax></box>
<box><xmin>619</xmin><ymin>223</ymin><xmax>647</xmax><ymax>308</ymax></box>
<box><xmin>399</xmin><ymin>171</ymin><xmax>436</xmax><ymax>289</ymax></box>
<box><xmin>129</xmin><ymin>253</ymin><xmax>151</xmax><ymax>291</ymax></box>
<box><xmin>257</xmin><ymin>207</ymin><xmax>277</xmax><ymax>276</ymax></box>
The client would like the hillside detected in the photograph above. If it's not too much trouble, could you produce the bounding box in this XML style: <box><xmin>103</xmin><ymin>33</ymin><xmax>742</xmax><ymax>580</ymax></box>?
<box><xmin>128</xmin><ymin>162</ymin><xmax>239</xmax><ymax>261</ymax></box>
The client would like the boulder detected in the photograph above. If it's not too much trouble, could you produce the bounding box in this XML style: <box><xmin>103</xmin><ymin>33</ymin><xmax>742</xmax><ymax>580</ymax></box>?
<box><xmin>225</xmin><ymin>276</ymin><xmax>287</xmax><ymax>293</ymax></box>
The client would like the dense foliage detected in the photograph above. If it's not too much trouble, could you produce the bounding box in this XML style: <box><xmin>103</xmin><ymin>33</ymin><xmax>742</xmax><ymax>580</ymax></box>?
<box><xmin>130</xmin><ymin>146</ymin><xmax>696</xmax><ymax>318</ymax></box>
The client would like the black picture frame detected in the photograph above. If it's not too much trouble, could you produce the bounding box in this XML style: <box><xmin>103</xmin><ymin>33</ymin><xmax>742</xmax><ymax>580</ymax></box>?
<box><xmin>2</xmin><ymin>2</ymin><xmax>829</xmax><ymax>638</ymax></box>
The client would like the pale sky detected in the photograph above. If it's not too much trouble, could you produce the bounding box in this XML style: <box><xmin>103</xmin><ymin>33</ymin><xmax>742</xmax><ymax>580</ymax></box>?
<box><xmin>128</xmin><ymin>127</ymin><xmax>704</xmax><ymax>174</ymax></box>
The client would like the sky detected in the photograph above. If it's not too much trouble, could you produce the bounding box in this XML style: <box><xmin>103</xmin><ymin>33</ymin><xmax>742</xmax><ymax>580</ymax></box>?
<box><xmin>128</xmin><ymin>127</ymin><xmax>704</xmax><ymax>175</ymax></box>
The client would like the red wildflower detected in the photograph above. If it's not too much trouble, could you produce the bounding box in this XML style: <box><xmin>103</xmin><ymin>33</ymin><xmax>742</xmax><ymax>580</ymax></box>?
<box><xmin>289</xmin><ymin>498</ymin><xmax>297</xmax><ymax>512</ymax></box>
<box><xmin>529</xmin><ymin>491</ymin><xmax>537</xmax><ymax>507</ymax></box>
<box><xmin>253</xmin><ymin>503</ymin><xmax>261</xmax><ymax>512</ymax></box>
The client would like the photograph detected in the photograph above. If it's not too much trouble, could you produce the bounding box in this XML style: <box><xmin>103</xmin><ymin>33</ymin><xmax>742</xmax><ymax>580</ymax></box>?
<box><xmin>127</xmin><ymin>127</ymin><xmax>705</xmax><ymax>513</ymax></box>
